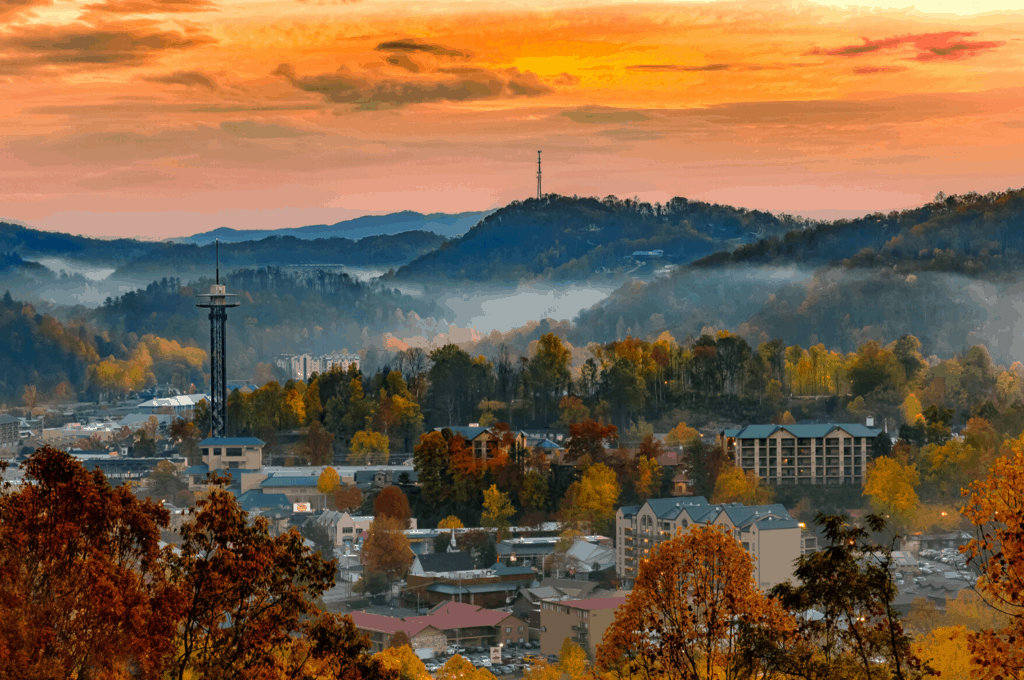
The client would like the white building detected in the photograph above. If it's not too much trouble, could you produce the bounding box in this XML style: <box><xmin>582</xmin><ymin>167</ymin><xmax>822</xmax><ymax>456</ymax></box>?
<box><xmin>277</xmin><ymin>352</ymin><xmax>361</xmax><ymax>382</ymax></box>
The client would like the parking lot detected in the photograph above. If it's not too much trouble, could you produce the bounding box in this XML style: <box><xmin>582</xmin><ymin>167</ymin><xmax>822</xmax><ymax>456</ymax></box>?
<box><xmin>422</xmin><ymin>642</ymin><xmax>558</xmax><ymax>677</ymax></box>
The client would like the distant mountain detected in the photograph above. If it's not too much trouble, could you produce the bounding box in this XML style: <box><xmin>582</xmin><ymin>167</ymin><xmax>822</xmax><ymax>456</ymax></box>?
<box><xmin>392</xmin><ymin>195</ymin><xmax>799</xmax><ymax>282</ymax></box>
<box><xmin>694</xmin><ymin>187</ymin><xmax>1024</xmax><ymax>276</ymax></box>
<box><xmin>183</xmin><ymin>210</ymin><xmax>493</xmax><ymax>244</ymax></box>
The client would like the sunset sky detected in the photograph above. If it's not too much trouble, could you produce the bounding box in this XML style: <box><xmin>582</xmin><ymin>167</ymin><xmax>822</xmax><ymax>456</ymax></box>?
<box><xmin>2</xmin><ymin>0</ymin><xmax>1023</xmax><ymax>237</ymax></box>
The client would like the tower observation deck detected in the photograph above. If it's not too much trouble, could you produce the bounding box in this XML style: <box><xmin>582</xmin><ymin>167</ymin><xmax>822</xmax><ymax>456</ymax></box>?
<box><xmin>195</xmin><ymin>240</ymin><xmax>239</xmax><ymax>438</ymax></box>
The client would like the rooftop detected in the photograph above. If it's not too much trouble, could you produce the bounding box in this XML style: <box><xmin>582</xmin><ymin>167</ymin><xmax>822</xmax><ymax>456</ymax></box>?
<box><xmin>200</xmin><ymin>437</ymin><xmax>265</xmax><ymax>447</ymax></box>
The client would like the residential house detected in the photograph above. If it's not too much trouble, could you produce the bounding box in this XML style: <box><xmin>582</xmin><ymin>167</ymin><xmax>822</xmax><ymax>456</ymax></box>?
<box><xmin>616</xmin><ymin>497</ymin><xmax>800</xmax><ymax>590</ymax></box>
<box><xmin>351</xmin><ymin>602</ymin><xmax>528</xmax><ymax>655</ymax></box>
<box><xmin>433</xmin><ymin>426</ymin><xmax>528</xmax><ymax>462</ymax></box>
<box><xmin>718</xmin><ymin>423</ymin><xmax>885</xmax><ymax>486</ymax></box>
<box><xmin>539</xmin><ymin>596</ymin><xmax>626</xmax><ymax>660</ymax></box>
<box><xmin>314</xmin><ymin>510</ymin><xmax>375</xmax><ymax>547</ymax></box>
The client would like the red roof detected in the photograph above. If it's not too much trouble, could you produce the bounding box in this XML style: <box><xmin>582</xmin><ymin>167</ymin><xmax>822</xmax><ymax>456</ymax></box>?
<box><xmin>351</xmin><ymin>602</ymin><xmax>520</xmax><ymax>637</ymax></box>
<box><xmin>348</xmin><ymin>611</ymin><xmax>433</xmax><ymax>637</ymax></box>
<box><xmin>561</xmin><ymin>596</ymin><xmax>628</xmax><ymax>611</ymax></box>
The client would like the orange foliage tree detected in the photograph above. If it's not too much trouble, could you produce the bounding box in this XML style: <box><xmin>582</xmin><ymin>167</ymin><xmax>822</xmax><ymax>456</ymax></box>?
<box><xmin>374</xmin><ymin>486</ymin><xmax>412</xmax><ymax>528</ymax></box>
<box><xmin>597</xmin><ymin>523</ymin><xmax>795</xmax><ymax>680</ymax></box>
<box><xmin>0</xmin><ymin>446</ymin><xmax>182</xmax><ymax>680</ymax></box>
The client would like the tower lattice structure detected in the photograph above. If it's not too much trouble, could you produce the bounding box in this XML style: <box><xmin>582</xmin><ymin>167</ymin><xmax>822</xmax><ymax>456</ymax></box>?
<box><xmin>537</xmin><ymin>150</ymin><xmax>542</xmax><ymax>200</ymax></box>
<box><xmin>195</xmin><ymin>240</ymin><xmax>239</xmax><ymax>438</ymax></box>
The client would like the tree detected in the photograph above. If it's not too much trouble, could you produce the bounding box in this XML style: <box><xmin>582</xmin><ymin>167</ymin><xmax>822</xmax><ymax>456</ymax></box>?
<box><xmin>436</xmin><ymin>655</ymin><xmax>496</xmax><ymax>680</ymax></box>
<box><xmin>632</xmin><ymin>455</ymin><xmax>662</xmax><ymax>502</ymax></box>
<box><xmin>318</xmin><ymin>467</ymin><xmax>341</xmax><ymax>495</ymax></box>
<box><xmin>303</xmin><ymin>421</ymin><xmax>336</xmax><ymax>466</ymax></box>
<box><xmin>376</xmin><ymin>642</ymin><xmax>429</xmax><ymax>680</ymax></box>
<box><xmin>193</xmin><ymin>397</ymin><xmax>212</xmax><ymax>436</ymax></box>
<box><xmin>438</xmin><ymin>515</ymin><xmax>464</xmax><ymax>530</ymax></box>
<box><xmin>335</xmin><ymin>484</ymin><xmax>364</xmax><ymax>512</ymax></box>
<box><xmin>563</xmin><ymin>419</ymin><xmax>619</xmax><ymax>466</ymax></box>
<box><xmin>556</xmin><ymin>396</ymin><xmax>590</xmax><ymax>430</ymax></box>
<box><xmin>21</xmin><ymin>383</ymin><xmax>38</xmax><ymax>409</ymax></box>
<box><xmin>170</xmin><ymin>418</ymin><xmax>202</xmax><ymax>464</ymax></box>
<box><xmin>362</xmin><ymin>516</ymin><xmax>414</xmax><ymax>594</ymax></box>
<box><xmin>561</xmin><ymin>463</ymin><xmax>620</xmax><ymax>535</ymax></box>
<box><xmin>150</xmin><ymin>459</ymin><xmax>186</xmax><ymax>500</ymax></box>
<box><xmin>711</xmin><ymin>465</ymin><xmax>773</xmax><ymax>505</ymax></box>
<box><xmin>597</xmin><ymin>523</ymin><xmax>795</xmax><ymax>680</ymax></box>
<box><xmin>304</xmin><ymin>377</ymin><xmax>323</xmax><ymax>425</ymax></box>
<box><xmin>351</xmin><ymin>430</ymin><xmax>389</xmax><ymax>465</ymax></box>
<box><xmin>770</xmin><ymin>513</ymin><xmax>925</xmax><ymax>680</ymax></box>
<box><xmin>166</xmin><ymin>474</ymin><xmax>341</xmax><ymax>680</ymax></box>
<box><xmin>683</xmin><ymin>437</ymin><xmax>729</xmax><ymax>499</ymax></box>
<box><xmin>519</xmin><ymin>470</ymin><xmax>549</xmax><ymax>513</ymax></box>
<box><xmin>530</xmin><ymin>333</ymin><xmax>573</xmax><ymax>425</ymax></box>
<box><xmin>301</xmin><ymin>522</ymin><xmax>335</xmax><ymax>560</ymax></box>
<box><xmin>0</xmin><ymin>446</ymin><xmax>181</xmax><ymax>680</ymax></box>
<box><xmin>960</xmin><ymin>432</ymin><xmax>1024</xmax><ymax>676</ymax></box>
<box><xmin>134</xmin><ymin>427</ymin><xmax>157</xmax><ymax>456</ymax></box>
<box><xmin>374</xmin><ymin>486</ymin><xmax>412</xmax><ymax>528</ymax></box>
<box><xmin>413</xmin><ymin>431</ymin><xmax>452</xmax><ymax>507</ymax></box>
<box><xmin>558</xmin><ymin>638</ymin><xmax>588</xmax><ymax>680</ymax></box>
<box><xmin>481</xmin><ymin>484</ymin><xmax>515</xmax><ymax>540</ymax></box>
<box><xmin>914</xmin><ymin>627</ymin><xmax>970</xmax><ymax>680</ymax></box>
<box><xmin>664</xmin><ymin>422</ymin><xmax>700</xmax><ymax>447</ymax></box>
<box><xmin>864</xmin><ymin>456</ymin><xmax>920</xmax><ymax>524</ymax></box>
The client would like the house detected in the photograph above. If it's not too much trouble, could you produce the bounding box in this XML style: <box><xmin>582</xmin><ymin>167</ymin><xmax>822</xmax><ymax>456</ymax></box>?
<box><xmin>539</xmin><ymin>596</ymin><xmax>627</xmax><ymax>660</ymax></box>
<box><xmin>616</xmin><ymin>497</ymin><xmax>800</xmax><ymax>590</ymax></box>
<box><xmin>350</xmin><ymin>602</ymin><xmax>529</xmax><ymax>655</ymax></box>
<box><xmin>314</xmin><ymin>510</ymin><xmax>375</xmax><ymax>547</ymax></box>
<box><xmin>718</xmin><ymin>422</ymin><xmax>885</xmax><ymax>486</ymax></box>
<box><xmin>510</xmin><ymin>578</ymin><xmax>608</xmax><ymax>636</ymax></box>
<box><xmin>405</xmin><ymin>553</ymin><xmax>536</xmax><ymax>609</ymax></box>
<box><xmin>410</xmin><ymin>551</ymin><xmax>476</xmax><ymax>576</ymax></box>
<box><xmin>433</xmin><ymin>426</ymin><xmax>529</xmax><ymax>462</ymax></box>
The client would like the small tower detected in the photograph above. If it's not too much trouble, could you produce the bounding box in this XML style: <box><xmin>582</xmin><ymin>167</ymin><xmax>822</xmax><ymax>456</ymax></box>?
<box><xmin>536</xmin><ymin>150</ymin><xmax>542</xmax><ymax>200</ymax></box>
<box><xmin>195</xmin><ymin>240</ymin><xmax>240</xmax><ymax>438</ymax></box>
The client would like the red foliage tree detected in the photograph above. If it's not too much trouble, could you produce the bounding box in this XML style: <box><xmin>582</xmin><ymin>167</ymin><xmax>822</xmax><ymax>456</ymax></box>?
<box><xmin>373</xmin><ymin>486</ymin><xmax>412</xmax><ymax>528</ymax></box>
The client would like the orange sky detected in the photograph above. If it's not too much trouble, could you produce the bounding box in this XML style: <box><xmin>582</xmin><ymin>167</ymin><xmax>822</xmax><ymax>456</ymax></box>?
<box><xmin>2</xmin><ymin>0</ymin><xmax>1023</xmax><ymax>237</ymax></box>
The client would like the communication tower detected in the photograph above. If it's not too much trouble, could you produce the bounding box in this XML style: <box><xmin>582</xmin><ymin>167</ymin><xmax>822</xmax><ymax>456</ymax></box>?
<box><xmin>537</xmin><ymin>150</ymin><xmax>542</xmax><ymax>200</ymax></box>
<box><xmin>195</xmin><ymin>239</ymin><xmax>239</xmax><ymax>437</ymax></box>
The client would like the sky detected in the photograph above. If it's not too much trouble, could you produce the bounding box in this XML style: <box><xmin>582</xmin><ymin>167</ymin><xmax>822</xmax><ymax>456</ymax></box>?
<box><xmin>1</xmin><ymin>0</ymin><xmax>1023</xmax><ymax>238</ymax></box>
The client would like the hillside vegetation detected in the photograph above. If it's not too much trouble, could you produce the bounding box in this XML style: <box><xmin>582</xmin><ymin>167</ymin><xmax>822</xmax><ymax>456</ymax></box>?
<box><xmin>696</xmin><ymin>188</ymin><xmax>1024</xmax><ymax>275</ymax></box>
<box><xmin>393</xmin><ymin>194</ymin><xmax>799</xmax><ymax>282</ymax></box>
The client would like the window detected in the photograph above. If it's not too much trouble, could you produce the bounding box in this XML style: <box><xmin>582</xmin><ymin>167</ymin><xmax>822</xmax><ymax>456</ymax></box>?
<box><xmin>213</xmin><ymin>448</ymin><xmax>222</xmax><ymax>456</ymax></box>
<box><xmin>505</xmin><ymin>627</ymin><xmax>511</xmax><ymax>633</ymax></box>
<box><xmin>226</xmin><ymin>447</ymin><xmax>242</xmax><ymax>456</ymax></box>
<box><xmin>342</xmin><ymin>527</ymin><xmax>353</xmax><ymax>534</ymax></box>
<box><xmin>519</xmin><ymin>626</ymin><xmax>524</xmax><ymax>631</ymax></box>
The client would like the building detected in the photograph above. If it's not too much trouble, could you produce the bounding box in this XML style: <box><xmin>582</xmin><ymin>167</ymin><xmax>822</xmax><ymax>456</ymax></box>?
<box><xmin>350</xmin><ymin>602</ymin><xmax>529</xmax><ymax>655</ymax></box>
<box><xmin>616</xmin><ymin>497</ymin><xmax>800</xmax><ymax>590</ymax></box>
<box><xmin>137</xmin><ymin>394</ymin><xmax>208</xmax><ymax>416</ymax></box>
<box><xmin>718</xmin><ymin>423</ymin><xmax>885</xmax><ymax>486</ymax></box>
<box><xmin>314</xmin><ymin>510</ymin><xmax>375</xmax><ymax>547</ymax></box>
<box><xmin>432</xmin><ymin>426</ymin><xmax>529</xmax><ymax>462</ymax></box>
<box><xmin>200</xmin><ymin>437</ymin><xmax>264</xmax><ymax>471</ymax></box>
<box><xmin>277</xmin><ymin>352</ymin><xmax>361</xmax><ymax>382</ymax></box>
<box><xmin>0</xmin><ymin>414</ymin><xmax>20</xmax><ymax>449</ymax></box>
<box><xmin>511</xmin><ymin>578</ymin><xmax>611</xmax><ymax>638</ymax></box>
<box><xmin>539</xmin><ymin>596</ymin><xmax>626</xmax><ymax>660</ymax></box>
<box><xmin>405</xmin><ymin>554</ymin><xmax>536</xmax><ymax>609</ymax></box>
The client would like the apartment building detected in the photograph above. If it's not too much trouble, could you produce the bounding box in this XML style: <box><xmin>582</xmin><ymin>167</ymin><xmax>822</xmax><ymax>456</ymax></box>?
<box><xmin>718</xmin><ymin>423</ymin><xmax>884</xmax><ymax>486</ymax></box>
<box><xmin>539</xmin><ymin>596</ymin><xmax>626</xmax><ymax>660</ymax></box>
<box><xmin>0</xmin><ymin>415</ymin><xmax>20</xmax><ymax>449</ymax></box>
<box><xmin>615</xmin><ymin>497</ymin><xmax>800</xmax><ymax>590</ymax></box>
<box><xmin>277</xmin><ymin>352</ymin><xmax>361</xmax><ymax>382</ymax></box>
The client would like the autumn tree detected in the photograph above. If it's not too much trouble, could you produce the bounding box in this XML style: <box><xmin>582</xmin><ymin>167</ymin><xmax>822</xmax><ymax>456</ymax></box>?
<box><xmin>556</xmin><ymin>396</ymin><xmax>590</xmax><ymax>430</ymax></box>
<box><xmin>632</xmin><ymin>455</ymin><xmax>662</xmax><ymax>502</ymax></box>
<box><xmin>664</xmin><ymin>422</ymin><xmax>700</xmax><ymax>447</ymax></box>
<box><xmin>388</xmin><ymin>630</ymin><xmax>412</xmax><ymax>650</ymax></box>
<box><xmin>563</xmin><ymin>419</ymin><xmax>619</xmax><ymax>466</ymax></box>
<box><xmin>374</xmin><ymin>486</ymin><xmax>412</xmax><ymax>528</ymax></box>
<box><xmin>303</xmin><ymin>421</ymin><xmax>336</xmax><ymax>466</ymax></box>
<box><xmin>166</xmin><ymin>473</ymin><xmax>341</xmax><ymax>680</ymax></box>
<box><xmin>597</xmin><ymin>523</ymin><xmax>795</xmax><ymax>680</ymax></box>
<box><xmin>318</xmin><ymin>467</ymin><xmax>341</xmax><ymax>508</ymax></box>
<box><xmin>960</xmin><ymin>432</ymin><xmax>1024</xmax><ymax>676</ymax></box>
<box><xmin>683</xmin><ymin>437</ymin><xmax>730</xmax><ymax>499</ymax></box>
<box><xmin>561</xmin><ymin>462</ymin><xmax>620</xmax><ymax>535</ymax></box>
<box><xmin>413</xmin><ymin>431</ymin><xmax>452</xmax><ymax>507</ymax></box>
<box><xmin>376</xmin><ymin>642</ymin><xmax>429</xmax><ymax>680</ymax></box>
<box><xmin>481</xmin><ymin>484</ymin><xmax>515</xmax><ymax>540</ymax></box>
<box><xmin>530</xmin><ymin>333</ymin><xmax>573</xmax><ymax>425</ymax></box>
<box><xmin>558</xmin><ymin>638</ymin><xmax>588</xmax><ymax>680</ymax></box>
<box><xmin>711</xmin><ymin>465</ymin><xmax>773</xmax><ymax>506</ymax></box>
<box><xmin>436</xmin><ymin>655</ymin><xmax>496</xmax><ymax>680</ymax></box>
<box><xmin>361</xmin><ymin>516</ymin><xmax>414</xmax><ymax>596</ymax></box>
<box><xmin>864</xmin><ymin>456</ymin><xmax>920</xmax><ymax>525</ymax></box>
<box><xmin>170</xmin><ymin>418</ymin><xmax>202</xmax><ymax>464</ymax></box>
<box><xmin>335</xmin><ymin>484</ymin><xmax>364</xmax><ymax>512</ymax></box>
<box><xmin>150</xmin><ymin>458</ymin><xmax>186</xmax><ymax>500</ymax></box>
<box><xmin>351</xmin><ymin>429</ymin><xmax>390</xmax><ymax>465</ymax></box>
<box><xmin>0</xmin><ymin>446</ymin><xmax>182</xmax><ymax>680</ymax></box>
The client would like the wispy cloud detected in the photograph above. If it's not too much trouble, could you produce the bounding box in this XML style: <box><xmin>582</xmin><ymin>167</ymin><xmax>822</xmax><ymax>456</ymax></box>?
<box><xmin>375</xmin><ymin>40</ymin><xmax>469</xmax><ymax>58</ymax></box>
<box><xmin>82</xmin><ymin>0</ymin><xmax>215</xmax><ymax>13</ymax></box>
<box><xmin>145</xmin><ymin>69</ymin><xmax>217</xmax><ymax>88</ymax></box>
<box><xmin>808</xmin><ymin>31</ymin><xmax>1003</xmax><ymax>61</ymax></box>
<box><xmin>626</xmin><ymin>63</ymin><xmax>732</xmax><ymax>72</ymax></box>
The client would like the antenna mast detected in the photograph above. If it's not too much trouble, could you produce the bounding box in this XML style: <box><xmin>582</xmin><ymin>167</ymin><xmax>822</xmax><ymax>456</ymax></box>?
<box><xmin>215</xmin><ymin>239</ymin><xmax>220</xmax><ymax>285</ymax></box>
<box><xmin>536</xmin><ymin>150</ymin><xmax>542</xmax><ymax>200</ymax></box>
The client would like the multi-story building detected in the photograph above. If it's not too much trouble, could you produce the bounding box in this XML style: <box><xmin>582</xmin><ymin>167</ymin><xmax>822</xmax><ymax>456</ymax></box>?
<box><xmin>0</xmin><ymin>414</ymin><xmax>21</xmax><ymax>449</ymax></box>
<box><xmin>277</xmin><ymin>352</ymin><xmax>361</xmax><ymax>382</ymax></box>
<box><xmin>615</xmin><ymin>497</ymin><xmax>800</xmax><ymax>590</ymax></box>
<box><xmin>718</xmin><ymin>423</ymin><xmax>884</xmax><ymax>486</ymax></box>
<box><xmin>539</xmin><ymin>596</ymin><xmax>626</xmax><ymax>660</ymax></box>
<box><xmin>350</xmin><ymin>602</ymin><xmax>529</xmax><ymax>655</ymax></box>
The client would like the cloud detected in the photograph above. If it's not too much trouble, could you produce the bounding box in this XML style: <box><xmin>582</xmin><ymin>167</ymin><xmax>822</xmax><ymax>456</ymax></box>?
<box><xmin>808</xmin><ymin>31</ymin><xmax>1003</xmax><ymax>62</ymax></box>
<box><xmin>375</xmin><ymin>40</ymin><xmax>469</xmax><ymax>58</ymax></box>
<box><xmin>562</xmin><ymin>108</ymin><xmax>649</xmax><ymax>124</ymax></box>
<box><xmin>853</xmin><ymin>65</ymin><xmax>906</xmax><ymax>74</ymax></box>
<box><xmin>219</xmin><ymin>120</ymin><xmax>316</xmax><ymax>138</ymax></box>
<box><xmin>385</xmin><ymin>53</ymin><xmax>421</xmax><ymax>73</ymax></box>
<box><xmin>0</xmin><ymin>21</ymin><xmax>216</xmax><ymax>74</ymax></box>
<box><xmin>0</xmin><ymin>0</ymin><xmax>52</xmax><ymax>19</ymax></box>
<box><xmin>626</xmin><ymin>63</ymin><xmax>732</xmax><ymax>72</ymax></box>
<box><xmin>82</xmin><ymin>0</ymin><xmax>215</xmax><ymax>13</ymax></box>
<box><xmin>274</xmin><ymin>62</ymin><xmax>553</xmax><ymax>109</ymax></box>
<box><xmin>551</xmin><ymin>72</ymin><xmax>579</xmax><ymax>86</ymax></box>
<box><xmin>145</xmin><ymin>69</ymin><xmax>217</xmax><ymax>88</ymax></box>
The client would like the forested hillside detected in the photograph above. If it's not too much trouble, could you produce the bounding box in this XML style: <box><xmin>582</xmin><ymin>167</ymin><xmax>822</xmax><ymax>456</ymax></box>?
<box><xmin>393</xmin><ymin>194</ymin><xmax>799</xmax><ymax>282</ymax></box>
<box><xmin>696</xmin><ymin>187</ymin><xmax>1024</xmax><ymax>275</ymax></box>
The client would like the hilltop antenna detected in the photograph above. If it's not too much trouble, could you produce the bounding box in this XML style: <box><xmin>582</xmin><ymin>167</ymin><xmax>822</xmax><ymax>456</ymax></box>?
<box><xmin>196</xmin><ymin>239</ymin><xmax>239</xmax><ymax>437</ymax></box>
<box><xmin>215</xmin><ymin>239</ymin><xmax>220</xmax><ymax>285</ymax></box>
<box><xmin>537</xmin><ymin>150</ymin><xmax>542</xmax><ymax>200</ymax></box>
